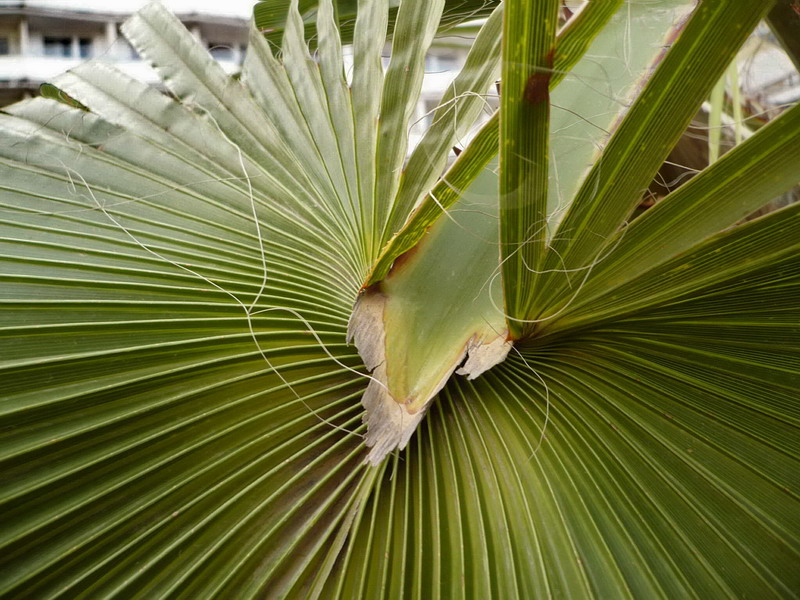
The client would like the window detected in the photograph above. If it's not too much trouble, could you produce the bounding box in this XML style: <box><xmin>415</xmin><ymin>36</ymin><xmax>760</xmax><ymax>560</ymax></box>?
<box><xmin>112</xmin><ymin>24</ymin><xmax>139</xmax><ymax>59</ymax></box>
<box><xmin>43</xmin><ymin>36</ymin><xmax>71</xmax><ymax>57</ymax></box>
<box><xmin>0</xmin><ymin>37</ymin><xmax>9</xmax><ymax>55</ymax></box>
<box><xmin>412</xmin><ymin>98</ymin><xmax>439</xmax><ymax>134</ymax></box>
<box><xmin>78</xmin><ymin>37</ymin><xmax>92</xmax><ymax>58</ymax></box>
<box><xmin>124</xmin><ymin>41</ymin><xmax>139</xmax><ymax>60</ymax></box>
<box><xmin>208</xmin><ymin>42</ymin><xmax>233</xmax><ymax>61</ymax></box>
<box><xmin>424</xmin><ymin>53</ymin><xmax>459</xmax><ymax>73</ymax></box>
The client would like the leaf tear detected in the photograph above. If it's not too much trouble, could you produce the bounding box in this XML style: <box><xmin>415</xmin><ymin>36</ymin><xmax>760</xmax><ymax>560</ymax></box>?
<box><xmin>456</xmin><ymin>334</ymin><xmax>513</xmax><ymax>380</ymax></box>
<box><xmin>349</xmin><ymin>291</ymin><xmax>511</xmax><ymax>465</ymax></box>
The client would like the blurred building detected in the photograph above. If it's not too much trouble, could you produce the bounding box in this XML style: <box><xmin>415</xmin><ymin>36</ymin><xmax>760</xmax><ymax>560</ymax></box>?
<box><xmin>0</xmin><ymin>0</ymin><xmax>486</xmax><ymax>152</ymax></box>
<box><xmin>0</xmin><ymin>0</ymin><xmax>252</xmax><ymax>106</ymax></box>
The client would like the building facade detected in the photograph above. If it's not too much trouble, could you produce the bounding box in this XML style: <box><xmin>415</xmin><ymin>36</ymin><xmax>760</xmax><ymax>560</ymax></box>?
<box><xmin>0</xmin><ymin>0</ymin><xmax>251</xmax><ymax>106</ymax></box>
<box><xmin>0</xmin><ymin>0</ymin><xmax>487</xmax><ymax>152</ymax></box>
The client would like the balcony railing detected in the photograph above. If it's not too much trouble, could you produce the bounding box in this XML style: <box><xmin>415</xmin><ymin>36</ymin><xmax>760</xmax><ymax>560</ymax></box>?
<box><xmin>0</xmin><ymin>55</ymin><xmax>242</xmax><ymax>86</ymax></box>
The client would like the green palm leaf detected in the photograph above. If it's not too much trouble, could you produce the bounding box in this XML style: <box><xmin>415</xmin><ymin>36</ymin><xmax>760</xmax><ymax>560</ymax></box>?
<box><xmin>253</xmin><ymin>0</ymin><xmax>500</xmax><ymax>49</ymax></box>
<box><xmin>0</xmin><ymin>0</ymin><xmax>798</xmax><ymax>597</ymax></box>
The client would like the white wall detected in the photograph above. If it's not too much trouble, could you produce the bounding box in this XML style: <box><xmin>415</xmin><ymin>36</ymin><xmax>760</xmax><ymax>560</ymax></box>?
<box><xmin>4</xmin><ymin>0</ymin><xmax>256</xmax><ymax>19</ymax></box>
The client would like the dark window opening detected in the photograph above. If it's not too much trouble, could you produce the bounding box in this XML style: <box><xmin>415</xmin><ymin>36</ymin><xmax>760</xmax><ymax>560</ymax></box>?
<box><xmin>0</xmin><ymin>37</ymin><xmax>9</xmax><ymax>55</ymax></box>
<box><xmin>43</xmin><ymin>36</ymin><xmax>71</xmax><ymax>57</ymax></box>
<box><xmin>208</xmin><ymin>42</ymin><xmax>233</xmax><ymax>61</ymax></box>
<box><xmin>79</xmin><ymin>37</ymin><xmax>92</xmax><ymax>58</ymax></box>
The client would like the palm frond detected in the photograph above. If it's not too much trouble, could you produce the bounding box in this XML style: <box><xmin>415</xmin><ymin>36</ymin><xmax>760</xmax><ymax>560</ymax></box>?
<box><xmin>0</xmin><ymin>0</ymin><xmax>798</xmax><ymax>596</ymax></box>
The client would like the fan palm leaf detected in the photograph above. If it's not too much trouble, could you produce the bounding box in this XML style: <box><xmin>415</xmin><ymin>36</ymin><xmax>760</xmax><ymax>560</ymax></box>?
<box><xmin>0</xmin><ymin>0</ymin><xmax>798</xmax><ymax>597</ymax></box>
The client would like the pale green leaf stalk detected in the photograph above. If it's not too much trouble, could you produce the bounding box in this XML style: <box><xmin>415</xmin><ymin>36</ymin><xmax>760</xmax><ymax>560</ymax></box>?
<box><xmin>365</xmin><ymin>0</ymin><xmax>631</xmax><ymax>286</ymax></box>
<box><xmin>708</xmin><ymin>71</ymin><xmax>726</xmax><ymax>163</ymax></box>
<box><xmin>730</xmin><ymin>59</ymin><xmax>743</xmax><ymax>145</ymax></box>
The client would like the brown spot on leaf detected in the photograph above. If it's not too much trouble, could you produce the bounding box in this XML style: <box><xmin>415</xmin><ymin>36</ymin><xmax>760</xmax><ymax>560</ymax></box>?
<box><xmin>523</xmin><ymin>73</ymin><xmax>550</xmax><ymax>105</ymax></box>
<box><xmin>522</xmin><ymin>48</ymin><xmax>555</xmax><ymax>105</ymax></box>
<box><xmin>387</xmin><ymin>243</ymin><xmax>423</xmax><ymax>277</ymax></box>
